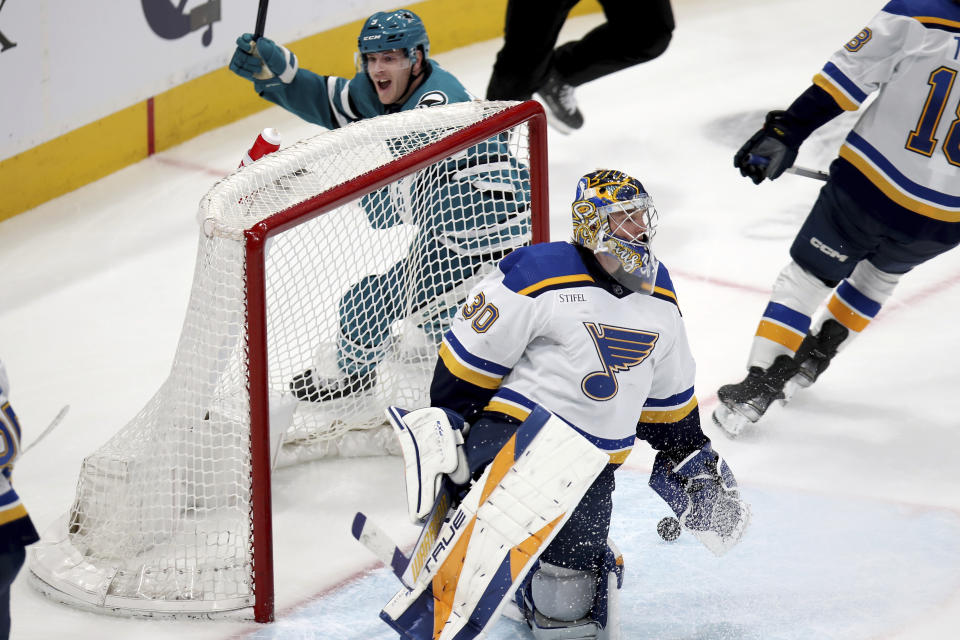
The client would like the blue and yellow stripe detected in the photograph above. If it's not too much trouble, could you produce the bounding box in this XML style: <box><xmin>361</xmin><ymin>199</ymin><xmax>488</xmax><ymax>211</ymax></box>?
<box><xmin>839</xmin><ymin>133</ymin><xmax>960</xmax><ymax>222</ymax></box>
<box><xmin>517</xmin><ymin>274</ymin><xmax>595</xmax><ymax>297</ymax></box>
<box><xmin>813</xmin><ymin>62</ymin><xmax>867</xmax><ymax>111</ymax></box>
<box><xmin>755</xmin><ymin>302</ymin><xmax>811</xmax><ymax>353</ymax></box>
<box><xmin>438</xmin><ymin>333</ymin><xmax>510</xmax><ymax>389</ymax></box>
<box><xmin>827</xmin><ymin>280</ymin><xmax>881</xmax><ymax>333</ymax></box>
<box><xmin>639</xmin><ymin>387</ymin><xmax>699</xmax><ymax>425</ymax></box>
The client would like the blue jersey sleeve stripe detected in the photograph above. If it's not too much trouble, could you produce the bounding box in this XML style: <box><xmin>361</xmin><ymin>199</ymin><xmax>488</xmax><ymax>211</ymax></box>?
<box><xmin>822</xmin><ymin>62</ymin><xmax>868</xmax><ymax>104</ymax></box>
<box><xmin>639</xmin><ymin>396</ymin><xmax>698</xmax><ymax>424</ymax></box>
<box><xmin>438</xmin><ymin>344</ymin><xmax>502</xmax><ymax>389</ymax></box>
<box><xmin>443</xmin><ymin>332</ymin><xmax>512</xmax><ymax>376</ymax></box>
<box><xmin>0</xmin><ymin>490</ymin><xmax>20</xmax><ymax>508</ymax></box>
<box><xmin>762</xmin><ymin>302</ymin><xmax>811</xmax><ymax>333</ymax></box>
<box><xmin>493</xmin><ymin>387</ymin><xmax>539</xmax><ymax>410</ymax></box>
<box><xmin>643</xmin><ymin>386</ymin><xmax>695</xmax><ymax>408</ymax></box>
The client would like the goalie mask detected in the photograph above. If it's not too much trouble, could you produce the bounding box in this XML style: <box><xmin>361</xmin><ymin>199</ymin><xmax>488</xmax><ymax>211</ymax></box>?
<box><xmin>572</xmin><ymin>169</ymin><xmax>659</xmax><ymax>294</ymax></box>
<box><xmin>356</xmin><ymin>9</ymin><xmax>430</xmax><ymax>72</ymax></box>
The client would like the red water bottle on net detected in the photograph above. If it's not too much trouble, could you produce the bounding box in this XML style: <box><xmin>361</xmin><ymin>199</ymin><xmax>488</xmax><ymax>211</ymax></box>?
<box><xmin>239</xmin><ymin>127</ymin><xmax>281</xmax><ymax>167</ymax></box>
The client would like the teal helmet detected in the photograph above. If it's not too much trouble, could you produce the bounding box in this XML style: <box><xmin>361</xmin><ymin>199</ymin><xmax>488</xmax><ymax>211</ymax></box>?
<box><xmin>571</xmin><ymin>169</ymin><xmax>659</xmax><ymax>294</ymax></box>
<box><xmin>357</xmin><ymin>9</ymin><xmax>429</xmax><ymax>69</ymax></box>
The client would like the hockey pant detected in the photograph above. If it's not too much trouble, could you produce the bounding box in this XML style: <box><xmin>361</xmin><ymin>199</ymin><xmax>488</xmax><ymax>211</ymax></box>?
<box><xmin>379</xmin><ymin>406</ymin><xmax>609</xmax><ymax>640</ymax></box>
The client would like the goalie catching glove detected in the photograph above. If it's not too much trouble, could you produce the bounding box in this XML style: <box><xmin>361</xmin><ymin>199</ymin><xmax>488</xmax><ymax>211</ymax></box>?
<box><xmin>649</xmin><ymin>443</ymin><xmax>750</xmax><ymax>556</ymax></box>
<box><xmin>385</xmin><ymin>406</ymin><xmax>471</xmax><ymax>523</ymax></box>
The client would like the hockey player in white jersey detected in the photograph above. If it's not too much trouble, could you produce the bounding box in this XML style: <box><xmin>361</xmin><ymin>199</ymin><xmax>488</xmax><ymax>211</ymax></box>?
<box><xmin>714</xmin><ymin>0</ymin><xmax>960</xmax><ymax>436</ymax></box>
<box><xmin>378</xmin><ymin>170</ymin><xmax>749</xmax><ymax>639</ymax></box>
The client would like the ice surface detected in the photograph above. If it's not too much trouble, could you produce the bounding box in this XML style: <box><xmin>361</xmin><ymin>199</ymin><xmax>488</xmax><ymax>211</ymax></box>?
<box><xmin>3</xmin><ymin>0</ymin><xmax>959</xmax><ymax>638</ymax></box>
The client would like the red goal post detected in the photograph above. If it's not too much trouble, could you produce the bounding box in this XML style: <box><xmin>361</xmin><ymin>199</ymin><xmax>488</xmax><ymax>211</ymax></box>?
<box><xmin>29</xmin><ymin>100</ymin><xmax>549</xmax><ymax>623</ymax></box>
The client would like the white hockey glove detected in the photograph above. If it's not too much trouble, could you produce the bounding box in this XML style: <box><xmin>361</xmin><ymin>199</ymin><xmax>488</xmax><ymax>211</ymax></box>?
<box><xmin>229</xmin><ymin>34</ymin><xmax>298</xmax><ymax>90</ymax></box>
<box><xmin>649</xmin><ymin>443</ymin><xmax>750</xmax><ymax>556</ymax></box>
<box><xmin>385</xmin><ymin>406</ymin><xmax>471</xmax><ymax>523</ymax></box>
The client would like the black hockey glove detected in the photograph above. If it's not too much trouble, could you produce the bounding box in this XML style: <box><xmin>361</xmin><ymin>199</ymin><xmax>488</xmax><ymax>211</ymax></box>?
<box><xmin>733</xmin><ymin>110</ymin><xmax>801</xmax><ymax>184</ymax></box>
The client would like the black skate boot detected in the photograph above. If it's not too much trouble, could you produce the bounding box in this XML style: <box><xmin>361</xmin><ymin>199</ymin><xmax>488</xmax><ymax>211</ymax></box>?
<box><xmin>790</xmin><ymin>319</ymin><xmax>849</xmax><ymax>389</ymax></box>
<box><xmin>535</xmin><ymin>68</ymin><xmax>583</xmax><ymax>134</ymax></box>
<box><xmin>712</xmin><ymin>355</ymin><xmax>799</xmax><ymax>437</ymax></box>
<box><xmin>289</xmin><ymin>369</ymin><xmax>377</xmax><ymax>402</ymax></box>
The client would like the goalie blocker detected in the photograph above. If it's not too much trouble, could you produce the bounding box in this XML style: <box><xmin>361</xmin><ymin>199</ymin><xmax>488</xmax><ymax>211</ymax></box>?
<box><xmin>379</xmin><ymin>406</ymin><xmax>610</xmax><ymax>640</ymax></box>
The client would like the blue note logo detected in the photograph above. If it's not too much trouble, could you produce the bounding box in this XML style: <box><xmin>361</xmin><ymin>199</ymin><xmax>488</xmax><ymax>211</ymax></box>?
<box><xmin>581</xmin><ymin>322</ymin><xmax>658</xmax><ymax>401</ymax></box>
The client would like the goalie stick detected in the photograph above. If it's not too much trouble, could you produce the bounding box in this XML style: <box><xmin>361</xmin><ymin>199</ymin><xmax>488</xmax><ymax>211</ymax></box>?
<box><xmin>21</xmin><ymin>404</ymin><xmax>69</xmax><ymax>457</ymax></box>
<box><xmin>352</xmin><ymin>477</ymin><xmax>456</xmax><ymax>589</ymax></box>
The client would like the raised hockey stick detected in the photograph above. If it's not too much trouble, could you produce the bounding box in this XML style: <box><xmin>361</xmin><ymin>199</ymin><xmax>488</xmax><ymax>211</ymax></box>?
<box><xmin>21</xmin><ymin>404</ymin><xmax>69</xmax><ymax>457</ymax></box>
<box><xmin>254</xmin><ymin>0</ymin><xmax>269</xmax><ymax>38</ymax></box>
<box><xmin>352</xmin><ymin>478</ymin><xmax>455</xmax><ymax>588</ymax></box>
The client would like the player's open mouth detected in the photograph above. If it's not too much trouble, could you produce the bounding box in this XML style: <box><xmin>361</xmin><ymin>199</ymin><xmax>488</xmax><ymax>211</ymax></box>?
<box><xmin>377</xmin><ymin>80</ymin><xmax>392</xmax><ymax>92</ymax></box>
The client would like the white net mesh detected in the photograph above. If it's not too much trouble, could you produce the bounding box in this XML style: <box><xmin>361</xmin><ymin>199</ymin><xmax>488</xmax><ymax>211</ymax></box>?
<box><xmin>29</xmin><ymin>101</ymin><xmax>540</xmax><ymax>616</ymax></box>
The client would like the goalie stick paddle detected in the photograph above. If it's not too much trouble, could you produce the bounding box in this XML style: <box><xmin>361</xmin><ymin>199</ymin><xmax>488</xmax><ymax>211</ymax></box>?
<box><xmin>351</xmin><ymin>512</ymin><xmax>410</xmax><ymax>578</ymax></box>
<box><xmin>352</xmin><ymin>478</ymin><xmax>455</xmax><ymax>589</ymax></box>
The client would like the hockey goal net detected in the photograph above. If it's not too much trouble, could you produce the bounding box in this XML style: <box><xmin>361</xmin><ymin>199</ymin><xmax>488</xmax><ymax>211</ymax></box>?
<box><xmin>29</xmin><ymin>101</ymin><xmax>548</xmax><ymax>622</ymax></box>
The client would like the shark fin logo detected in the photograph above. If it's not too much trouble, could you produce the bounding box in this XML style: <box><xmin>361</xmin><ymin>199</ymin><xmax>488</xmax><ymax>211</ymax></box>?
<box><xmin>416</xmin><ymin>91</ymin><xmax>449</xmax><ymax>108</ymax></box>
<box><xmin>581</xmin><ymin>322</ymin><xmax>658</xmax><ymax>401</ymax></box>
<box><xmin>142</xmin><ymin>0</ymin><xmax>221</xmax><ymax>47</ymax></box>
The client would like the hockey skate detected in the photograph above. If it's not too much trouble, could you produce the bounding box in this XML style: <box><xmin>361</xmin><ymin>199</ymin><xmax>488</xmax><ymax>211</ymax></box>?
<box><xmin>535</xmin><ymin>68</ymin><xmax>583</xmax><ymax>134</ymax></box>
<box><xmin>712</xmin><ymin>355</ymin><xmax>798</xmax><ymax>437</ymax></box>
<box><xmin>783</xmin><ymin>319</ymin><xmax>849</xmax><ymax>400</ymax></box>
<box><xmin>289</xmin><ymin>368</ymin><xmax>377</xmax><ymax>402</ymax></box>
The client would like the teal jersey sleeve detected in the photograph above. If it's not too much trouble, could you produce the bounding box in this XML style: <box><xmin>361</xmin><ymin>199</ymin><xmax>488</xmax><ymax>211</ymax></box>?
<box><xmin>258</xmin><ymin>59</ymin><xmax>473</xmax><ymax>129</ymax></box>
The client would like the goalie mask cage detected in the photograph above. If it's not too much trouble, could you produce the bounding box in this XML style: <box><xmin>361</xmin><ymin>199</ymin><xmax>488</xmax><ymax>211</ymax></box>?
<box><xmin>29</xmin><ymin>101</ymin><xmax>548</xmax><ymax>622</ymax></box>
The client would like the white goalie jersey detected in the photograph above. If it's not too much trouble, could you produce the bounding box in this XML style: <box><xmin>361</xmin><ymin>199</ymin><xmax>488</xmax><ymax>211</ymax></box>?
<box><xmin>813</xmin><ymin>0</ymin><xmax>960</xmax><ymax>219</ymax></box>
<box><xmin>433</xmin><ymin>241</ymin><xmax>701</xmax><ymax>462</ymax></box>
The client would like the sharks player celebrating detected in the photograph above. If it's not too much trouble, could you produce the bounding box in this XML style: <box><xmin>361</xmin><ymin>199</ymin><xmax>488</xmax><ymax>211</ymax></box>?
<box><xmin>378</xmin><ymin>170</ymin><xmax>749</xmax><ymax>639</ymax></box>
<box><xmin>713</xmin><ymin>0</ymin><xmax>960</xmax><ymax>436</ymax></box>
<box><xmin>230</xmin><ymin>9</ymin><xmax>529</xmax><ymax>404</ymax></box>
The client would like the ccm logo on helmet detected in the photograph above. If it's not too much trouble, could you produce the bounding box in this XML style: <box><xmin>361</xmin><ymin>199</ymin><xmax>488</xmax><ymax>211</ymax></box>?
<box><xmin>810</xmin><ymin>237</ymin><xmax>848</xmax><ymax>262</ymax></box>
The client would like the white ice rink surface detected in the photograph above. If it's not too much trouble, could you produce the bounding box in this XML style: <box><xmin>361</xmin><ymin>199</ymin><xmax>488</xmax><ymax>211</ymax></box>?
<box><xmin>3</xmin><ymin>0</ymin><xmax>960</xmax><ymax>638</ymax></box>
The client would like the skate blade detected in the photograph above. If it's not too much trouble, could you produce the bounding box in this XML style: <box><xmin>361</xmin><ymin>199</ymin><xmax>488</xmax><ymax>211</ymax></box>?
<box><xmin>712</xmin><ymin>404</ymin><xmax>754</xmax><ymax>438</ymax></box>
<box><xmin>782</xmin><ymin>373</ymin><xmax>813</xmax><ymax>404</ymax></box>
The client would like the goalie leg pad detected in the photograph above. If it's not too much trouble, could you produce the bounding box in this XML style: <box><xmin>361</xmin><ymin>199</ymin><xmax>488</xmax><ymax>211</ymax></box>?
<box><xmin>380</xmin><ymin>406</ymin><xmax>610</xmax><ymax>640</ymax></box>
<box><xmin>387</xmin><ymin>406</ymin><xmax>470</xmax><ymax>523</ymax></box>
